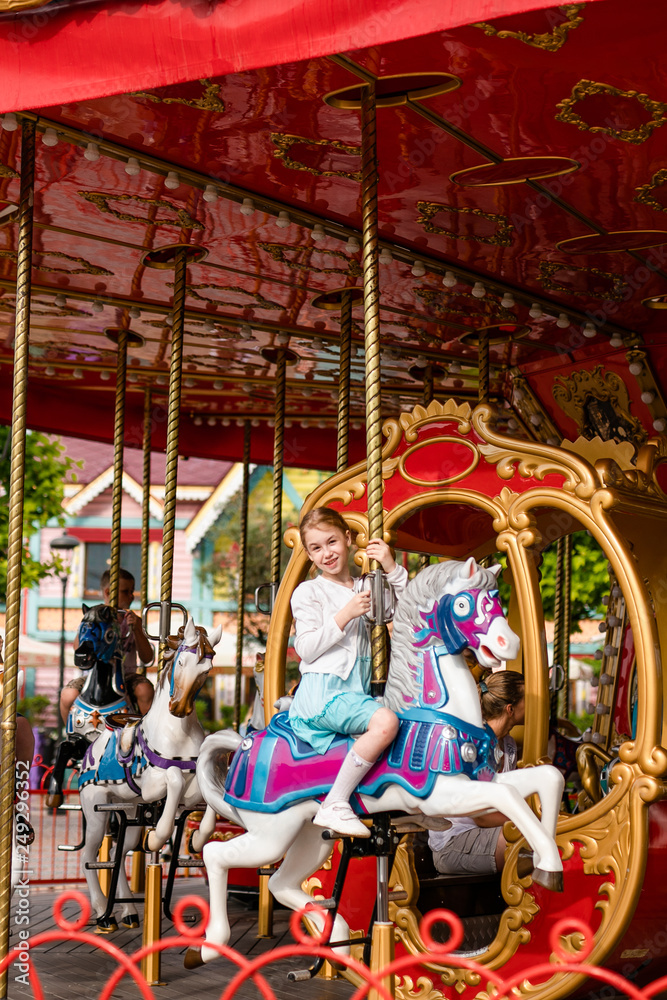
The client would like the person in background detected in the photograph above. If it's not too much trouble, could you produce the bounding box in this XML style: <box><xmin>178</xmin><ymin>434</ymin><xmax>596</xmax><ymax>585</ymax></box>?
<box><xmin>60</xmin><ymin>567</ymin><xmax>155</xmax><ymax>721</ymax></box>
<box><xmin>429</xmin><ymin>671</ymin><xmax>525</xmax><ymax>875</ymax></box>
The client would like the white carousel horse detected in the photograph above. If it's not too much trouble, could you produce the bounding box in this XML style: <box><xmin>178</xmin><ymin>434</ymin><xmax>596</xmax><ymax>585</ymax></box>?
<box><xmin>186</xmin><ymin>558</ymin><xmax>564</xmax><ymax>966</ymax></box>
<box><xmin>78</xmin><ymin>616</ymin><xmax>223</xmax><ymax>930</ymax></box>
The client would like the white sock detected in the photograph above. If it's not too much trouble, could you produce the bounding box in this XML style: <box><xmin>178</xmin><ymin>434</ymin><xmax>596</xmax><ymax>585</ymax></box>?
<box><xmin>322</xmin><ymin>749</ymin><xmax>374</xmax><ymax>808</ymax></box>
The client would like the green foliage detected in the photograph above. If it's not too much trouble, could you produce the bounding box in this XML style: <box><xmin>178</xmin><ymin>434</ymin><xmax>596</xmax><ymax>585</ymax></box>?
<box><xmin>17</xmin><ymin>695</ymin><xmax>51</xmax><ymax>725</ymax></box>
<box><xmin>0</xmin><ymin>427</ymin><xmax>81</xmax><ymax>602</ymax></box>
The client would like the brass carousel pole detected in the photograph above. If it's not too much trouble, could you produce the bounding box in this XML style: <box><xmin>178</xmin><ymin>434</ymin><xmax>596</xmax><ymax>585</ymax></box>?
<box><xmin>337</xmin><ymin>289</ymin><xmax>353</xmax><ymax>473</ymax></box>
<box><xmin>562</xmin><ymin>535</ymin><xmax>572</xmax><ymax>718</ymax></box>
<box><xmin>270</xmin><ymin>350</ymin><xmax>287</xmax><ymax>606</ymax></box>
<box><xmin>477</xmin><ymin>329</ymin><xmax>490</xmax><ymax>407</ymax></box>
<box><xmin>233</xmin><ymin>421</ymin><xmax>251</xmax><ymax>732</ymax></box>
<box><xmin>139</xmin><ymin>242</ymin><xmax>206</xmax><ymax>985</ymax></box>
<box><xmin>359</xmin><ymin>81</ymin><xmax>394</xmax><ymax>1000</ymax></box>
<box><xmin>107</xmin><ymin>328</ymin><xmax>128</xmax><ymax>611</ymax></box>
<box><xmin>0</xmin><ymin>118</ymin><xmax>35</xmax><ymax>999</ymax></box>
<box><xmin>552</xmin><ymin>538</ymin><xmax>566</xmax><ymax>724</ymax></box>
<box><xmin>360</xmin><ymin>82</ymin><xmax>387</xmax><ymax>701</ymax></box>
<box><xmin>141</xmin><ymin>386</ymin><xmax>152</xmax><ymax>609</ymax></box>
<box><xmin>418</xmin><ymin>365</ymin><xmax>435</xmax><ymax>571</ymax></box>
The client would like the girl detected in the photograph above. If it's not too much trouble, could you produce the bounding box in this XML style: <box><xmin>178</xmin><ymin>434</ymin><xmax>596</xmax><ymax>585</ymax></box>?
<box><xmin>429</xmin><ymin>670</ymin><xmax>525</xmax><ymax>874</ymax></box>
<box><xmin>289</xmin><ymin>507</ymin><xmax>408</xmax><ymax>837</ymax></box>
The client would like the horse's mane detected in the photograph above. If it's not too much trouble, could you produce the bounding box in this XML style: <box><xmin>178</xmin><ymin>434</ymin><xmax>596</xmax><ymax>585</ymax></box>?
<box><xmin>384</xmin><ymin>560</ymin><xmax>501</xmax><ymax>712</ymax></box>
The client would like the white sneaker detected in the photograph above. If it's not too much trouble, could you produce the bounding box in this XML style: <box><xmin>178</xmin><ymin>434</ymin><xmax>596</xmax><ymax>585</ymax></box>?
<box><xmin>313</xmin><ymin>801</ymin><xmax>370</xmax><ymax>838</ymax></box>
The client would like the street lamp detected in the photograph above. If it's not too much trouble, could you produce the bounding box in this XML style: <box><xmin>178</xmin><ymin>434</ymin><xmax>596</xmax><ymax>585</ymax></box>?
<box><xmin>49</xmin><ymin>534</ymin><xmax>80</xmax><ymax>739</ymax></box>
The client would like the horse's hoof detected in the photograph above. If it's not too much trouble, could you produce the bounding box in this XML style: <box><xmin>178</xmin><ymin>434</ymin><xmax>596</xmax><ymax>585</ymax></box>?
<box><xmin>46</xmin><ymin>793</ymin><xmax>63</xmax><ymax>810</ymax></box>
<box><xmin>517</xmin><ymin>849</ymin><xmax>534</xmax><ymax>879</ymax></box>
<box><xmin>95</xmin><ymin>917</ymin><xmax>118</xmax><ymax>934</ymax></box>
<box><xmin>120</xmin><ymin>914</ymin><xmax>140</xmax><ymax>929</ymax></box>
<box><xmin>532</xmin><ymin>868</ymin><xmax>564</xmax><ymax>892</ymax></box>
<box><xmin>184</xmin><ymin>947</ymin><xmax>204</xmax><ymax>970</ymax></box>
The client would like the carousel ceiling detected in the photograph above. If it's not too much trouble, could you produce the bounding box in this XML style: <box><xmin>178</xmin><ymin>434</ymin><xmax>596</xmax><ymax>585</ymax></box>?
<box><xmin>0</xmin><ymin>0</ymin><xmax>666</xmax><ymax>467</ymax></box>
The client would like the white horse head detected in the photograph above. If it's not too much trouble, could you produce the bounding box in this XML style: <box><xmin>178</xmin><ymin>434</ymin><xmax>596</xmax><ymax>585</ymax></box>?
<box><xmin>164</xmin><ymin>616</ymin><xmax>223</xmax><ymax>718</ymax></box>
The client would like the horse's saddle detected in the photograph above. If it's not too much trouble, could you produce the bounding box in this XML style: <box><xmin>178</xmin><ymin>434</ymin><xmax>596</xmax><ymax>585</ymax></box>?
<box><xmin>223</xmin><ymin>710</ymin><xmax>497</xmax><ymax>814</ymax></box>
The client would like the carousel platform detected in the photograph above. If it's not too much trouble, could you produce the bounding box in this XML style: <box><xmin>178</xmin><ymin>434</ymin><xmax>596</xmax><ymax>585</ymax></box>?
<box><xmin>7</xmin><ymin>878</ymin><xmax>356</xmax><ymax>1000</ymax></box>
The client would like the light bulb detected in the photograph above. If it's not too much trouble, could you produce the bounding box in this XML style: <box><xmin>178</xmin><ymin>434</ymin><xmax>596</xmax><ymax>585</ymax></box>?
<box><xmin>165</xmin><ymin>314</ymin><xmax>173</xmax><ymax>327</ymax></box>
<box><xmin>155</xmin><ymin>374</ymin><xmax>168</xmax><ymax>386</ymax></box>
<box><xmin>276</xmin><ymin>211</ymin><xmax>290</xmax><ymax>229</ymax></box>
<box><xmin>411</xmin><ymin>260</ymin><xmax>426</xmax><ymax>277</ymax></box>
<box><xmin>92</xmin><ymin>299</ymin><xmax>104</xmax><ymax>313</ymax></box>
<box><xmin>73</xmin><ymin>367</ymin><xmax>83</xmax><ymax>379</ymax></box>
<box><xmin>44</xmin><ymin>366</ymin><xmax>55</xmax><ymax>376</ymax></box>
<box><xmin>507</xmin><ymin>418</ymin><xmax>518</xmax><ymax>430</ymax></box>
<box><xmin>471</xmin><ymin>282</ymin><xmax>485</xmax><ymax>299</ymax></box>
<box><xmin>442</xmin><ymin>271</ymin><xmax>457</xmax><ymax>288</ymax></box>
<box><xmin>164</xmin><ymin>171</ymin><xmax>180</xmax><ymax>190</ymax></box>
<box><xmin>203</xmin><ymin>184</ymin><xmax>218</xmax><ymax>203</ymax></box>
<box><xmin>184</xmin><ymin>378</ymin><xmax>196</xmax><ymax>388</ymax></box>
<box><xmin>84</xmin><ymin>142</ymin><xmax>100</xmax><ymax>162</ymax></box>
<box><xmin>641</xmin><ymin>390</ymin><xmax>656</xmax><ymax>404</ymax></box>
<box><xmin>529</xmin><ymin>413</ymin><xmax>543</xmax><ymax>426</ymax></box>
<box><xmin>609</xmin><ymin>333</ymin><xmax>623</xmax><ymax>348</ymax></box>
<box><xmin>193</xmin><ymin>416</ymin><xmax>203</xmax><ymax>426</ymax></box>
<box><xmin>240</xmin><ymin>197</ymin><xmax>255</xmax><ymax>216</ymax></box>
<box><xmin>546</xmin><ymin>436</ymin><xmax>559</xmax><ymax>446</ymax></box>
<box><xmin>501</xmin><ymin>292</ymin><xmax>515</xmax><ymax>309</ymax></box>
<box><xmin>311</xmin><ymin>224</ymin><xmax>325</xmax><ymax>241</ymax></box>
<box><xmin>42</xmin><ymin>127</ymin><xmax>58</xmax><ymax>147</ymax></box>
<box><xmin>556</xmin><ymin>313</ymin><xmax>570</xmax><ymax>329</ymax></box>
<box><xmin>629</xmin><ymin>361</ymin><xmax>643</xmax><ymax>375</ymax></box>
<box><xmin>54</xmin><ymin>294</ymin><xmax>66</xmax><ymax>308</ymax></box>
<box><xmin>345</xmin><ymin>236</ymin><xmax>360</xmax><ymax>253</ymax></box>
<box><xmin>449</xmin><ymin>361</ymin><xmax>461</xmax><ymax>374</ymax></box>
<box><xmin>213</xmin><ymin>380</ymin><xmax>224</xmax><ymax>390</ymax></box>
<box><xmin>100</xmin><ymin>370</ymin><xmax>111</xmax><ymax>381</ymax></box>
<box><xmin>379</xmin><ymin>248</ymin><xmax>393</xmax><ymax>265</ymax></box>
<box><xmin>583</xmin><ymin>322</ymin><xmax>597</xmax><ymax>338</ymax></box>
<box><xmin>207</xmin><ymin>416</ymin><xmax>217</xmax><ymax>426</ymax></box>
<box><xmin>203</xmin><ymin>318</ymin><xmax>216</xmax><ymax>333</ymax></box>
<box><xmin>128</xmin><ymin>371</ymin><xmax>139</xmax><ymax>383</ymax></box>
<box><xmin>529</xmin><ymin>303</ymin><xmax>543</xmax><ymax>319</ymax></box>
<box><xmin>1</xmin><ymin>113</ymin><xmax>18</xmax><ymax>132</ymax></box>
<box><xmin>653</xmin><ymin>417</ymin><xmax>667</xmax><ymax>432</ymax></box>
<box><xmin>129</xmin><ymin>306</ymin><xmax>140</xmax><ymax>319</ymax></box>
<box><xmin>125</xmin><ymin>157</ymin><xmax>140</xmax><ymax>176</ymax></box>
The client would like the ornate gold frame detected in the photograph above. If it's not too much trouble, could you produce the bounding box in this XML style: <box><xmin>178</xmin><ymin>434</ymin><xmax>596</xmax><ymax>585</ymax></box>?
<box><xmin>416</xmin><ymin>202</ymin><xmax>514</xmax><ymax>247</ymax></box>
<box><xmin>265</xmin><ymin>397</ymin><xmax>667</xmax><ymax>1000</ymax></box>
<box><xmin>472</xmin><ymin>4</ymin><xmax>585</xmax><ymax>52</ymax></box>
<box><xmin>132</xmin><ymin>79</ymin><xmax>226</xmax><ymax>114</ymax></box>
<box><xmin>538</xmin><ymin>261</ymin><xmax>628</xmax><ymax>301</ymax></box>
<box><xmin>270</xmin><ymin>133</ymin><xmax>361</xmax><ymax>181</ymax></box>
<box><xmin>555</xmin><ymin>80</ymin><xmax>667</xmax><ymax>145</ymax></box>
<box><xmin>635</xmin><ymin>167</ymin><xmax>667</xmax><ymax>213</ymax></box>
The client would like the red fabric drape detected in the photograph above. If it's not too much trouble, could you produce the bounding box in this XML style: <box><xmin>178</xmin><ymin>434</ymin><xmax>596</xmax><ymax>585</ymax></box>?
<box><xmin>0</xmin><ymin>0</ymin><xmax>607</xmax><ymax>113</ymax></box>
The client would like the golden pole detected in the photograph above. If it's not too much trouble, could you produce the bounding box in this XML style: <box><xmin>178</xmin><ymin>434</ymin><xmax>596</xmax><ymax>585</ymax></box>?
<box><xmin>0</xmin><ymin>118</ymin><xmax>35</xmax><ymax>999</ymax></box>
<box><xmin>360</xmin><ymin>82</ymin><xmax>387</xmax><ymax>695</ymax></box>
<box><xmin>141</xmin><ymin>855</ymin><xmax>163</xmax><ymax>985</ymax></box>
<box><xmin>108</xmin><ymin>328</ymin><xmax>128</xmax><ymax>610</ymax></box>
<box><xmin>98</xmin><ymin>832</ymin><xmax>113</xmax><ymax>897</ymax></box>
<box><xmin>141</xmin><ymin>386</ymin><xmax>152</xmax><ymax>609</ymax></box>
<box><xmin>478</xmin><ymin>329</ymin><xmax>490</xmax><ymax>405</ymax></box>
<box><xmin>563</xmin><ymin>535</ymin><xmax>572</xmax><ymax>718</ymax></box>
<box><xmin>337</xmin><ymin>290</ymin><xmax>353</xmax><ymax>473</ymax></box>
<box><xmin>422</xmin><ymin>364</ymin><xmax>434</xmax><ymax>407</ymax></box>
<box><xmin>552</xmin><ymin>537</ymin><xmax>566</xmax><ymax>722</ymax></box>
<box><xmin>233</xmin><ymin>421</ymin><xmax>251</xmax><ymax>732</ymax></box>
<box><xmin>271</xmin><ymin>350</ymin><xmax>287</xmax><ymax>598</ymax></box>
<box><xmin>158</xmin><ymin>248</ymin><xmax>186</xmax><ymax>671</ymax></box>
<box><xmin>257</xmin><ymin>867</ymin><xmax>275</xmax><ymax>939</ymax></box>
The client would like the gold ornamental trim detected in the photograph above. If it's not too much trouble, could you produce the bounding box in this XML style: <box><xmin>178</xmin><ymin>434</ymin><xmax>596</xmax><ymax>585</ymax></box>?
<box><xmin>399</xmin><ymin>398</ymin><xmax>473</xmax><ymax>439</ymax></box>
<box><xmin>79</xmin><ymin>191</ymin><xmax>204</xmax><ymax>231</ymax></box>
<box><xmin>181</xmin><ymin>282</ymin><xmax>283</xmax><ymax>311</ymax></box>
<box><xmin>398</xmin><ymin>436</ymin><xmax>479</xmax><ymax>487</ymax></box>
<box><xmin>538</xmin><ymin>261</ymin><xmax>628</xmax><ymax>301</ymax></box>
<box><xmin>258</xmin><ymin>241</ymin><xmax>362</xmax><ymax>277</ymax></box>
<box><xmin>635</xmin><ymin>167</ymin><xmax>667</xmax><ymax>214</ymax></box>
<box><xmin>414</xmin><ymin>287</ymin><xmax>511</xmax><ymax>321</ymax></box>
<box><xmin>270</xmin><ymin>133</ymin><xmax>361</xmax><ymax>181</ymax></box>
<box><xmin>472</xmin><ymin>4</ymin><xmax>585</xmax><ymax>52</ymax></box>
<box><xmin>0</xmin><ymin>249</ymin><xmax>112</xmax><ymax>276</ymax></box>
<box><xmin>0</xmin><ymin>0</ymin><xmax>49</xmax><ymax>10</ymax></box>
<box><xmin>132</xmin><ymin>79</ymin><xmax>226</xmax><ymax>114</ymax></box>
<box><xmin>555</xmin><ymin>80</ymin><xmax>667</xmax><ymax>145</ymax></box>
<box><xmin>0</xmin><ymin>163</ymin><xmax>18</xmax><ymax>180</ymax></box>
<box><xmin>416</xmin><ymin>201</ymin><xmax>514</xmax><ymax>247</ymax></box>
<box><xmin>552</xmin><ymin>365</ymin><xmax>647</xmax><ymax>451</ymax></box>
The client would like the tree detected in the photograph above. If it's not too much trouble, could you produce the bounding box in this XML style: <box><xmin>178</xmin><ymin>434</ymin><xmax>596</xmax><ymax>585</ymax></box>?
<box><xmin>0</xmin><ymin>427</ymin><xmax>80</xmax><ymax>602</ymax></box>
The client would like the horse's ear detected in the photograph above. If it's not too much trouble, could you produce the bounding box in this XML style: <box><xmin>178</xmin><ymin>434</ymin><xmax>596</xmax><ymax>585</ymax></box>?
<box><xmin>490</xmin><ymin>564</ymin><xmax>502</xmax><ymax>580</ymax></box>
<box><xmin>183</xmin><ymin>615</ymin><xmax>198</xmax><ymax>645</ymax></box>
<box><xmin>82</xmin><ymin>603</ymin><xmax>90</xmax><ymax>614</ymax></box>
<box><xmin>462</xmin><ymin>557</ymin><xmax>477</xmax><ymax>579</ymax></box>
<box><xmin>208</xmin><ymin>624</ymin><xmax>223</xmax><ymax>648</ymax></box>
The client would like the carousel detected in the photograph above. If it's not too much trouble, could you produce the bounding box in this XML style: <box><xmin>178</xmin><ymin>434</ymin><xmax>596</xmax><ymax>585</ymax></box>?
<box><xmin>1</xmin><ymin>0</ymin><xmax>667</xmax><ymax>996</ymax></box>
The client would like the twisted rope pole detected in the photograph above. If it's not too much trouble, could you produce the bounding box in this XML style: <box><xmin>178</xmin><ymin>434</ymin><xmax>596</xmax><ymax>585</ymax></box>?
<box><xmin>108</xmin><ymin>328</ymin><xmax>128</xmax><ymax>611</ymax></box>
<box><xmin>478</xmin><ymin>329</ymin><xmax>490</xmax><ymax>405</ymax></box>
<box><xmin>551</xmin><ymin>537</ymin><xmax>566</xmax><ymax>723</ymax></box>
<box><xmin>271</xmin><ymin>350</ymin><xmax>287</xmax><ymax>598</ymax></box>
<box><xmin>418</xmin><ymin>366</ymin><xmax>435</xmax><ymax>571</ymax></box>
<box><xmin>360</xmin><ymin>83</ymin><xmax>387</xmax><ymax>695</ymax></box>
<box><xmin>141</xmin><ymin>386</ymin><xmax>152</xmax><ymax>610</ymax></box>
<box><xmin>0</xmin><ymin>118</ymin><xmax>35</xmax><ymax>995</ymax></box>
<box><xmin>337</xmin><ymin>290</ymin><xmax>352</xmax><ymax>473</ymax></box>
<box><xmin>563</xmin><ymin>534</ymin><xmax>572</xmax><ymax>718</ymax></box>
<box><xmin>158</xmin><ymin>248</ymin><xmax>186</xmax><ymax>670</ymax></box>
<box><xmin>233</xmin><ymin>421</ymin><xmax>251</xmax><ymax>732</ymax></box>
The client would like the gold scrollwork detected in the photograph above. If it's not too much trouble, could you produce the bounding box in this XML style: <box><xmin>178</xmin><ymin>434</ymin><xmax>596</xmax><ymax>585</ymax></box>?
<box><xmin>414</xmin><ymin>288</ymin><xmax>509</xmax><ymax>320</ymax></box>
<box><xmin>132</xmin><ymin>79</ymin><xmax>225</xmax><ymax>114</ymax></box>
<box><xmin>0</xmin><ymin>163</ymin><xmax>18</xmax><ymax>179</ymax></box>
<box><xmin>181</xmin><ymin>282</ymin><xmax>282</xmax><ymax>311</ymax></box>
<box><xmin>257</xmin><ymin>241</ymin><xmax>362</xmax><ymax>277</ymax></box>
<box><xmin>472</xmin><ymin>4</ymin><xmax>585</xmax><ymax>52</ymax></box>
<box><xmin>270</xmin><ymin>133</ymin><xmax>361</xmax><ymax>181</ymax></box>
<box><xmin>635</xmin><ymin>167</ymin><xmax>667</xmax><ymax>213</ymax></box>
<box><xmin>555</xmin><ymin>80</ymin><xmax>667</xmax><ymax>145</ymax></box>
<box><xmin>416</xmin><ymin>201</ymin><xmax>514</xmax><ymax>247</ymax></box>
<box><xmin>538</xmin><ymin>261</ymin><xmax>627</xmax><ymax>301</ymax></box>
<box><xmin>0</xmin><ymin>249</ymin><xmax>112</xmax><ymax>276</ymax></box>
<box><xmin>552</xmin><ymin>365</ymin><xmax>647</xmax><ymax>450</ymax></box>
<box><xmin>398</xmin><ymin>436</ymin><xmax>479</xmax><ymax>487</ymax></box>
<box><xmin>79</xmin><ymin>191</ymin><xmax>204</xmax><ymax>231</ymax></box>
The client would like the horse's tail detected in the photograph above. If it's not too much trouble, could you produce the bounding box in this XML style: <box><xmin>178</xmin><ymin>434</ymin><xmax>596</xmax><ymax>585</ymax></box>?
<box><xmin>196</xmin><ymin>730</ymin><xmax>244</xmax><ymax>824</ymax></box>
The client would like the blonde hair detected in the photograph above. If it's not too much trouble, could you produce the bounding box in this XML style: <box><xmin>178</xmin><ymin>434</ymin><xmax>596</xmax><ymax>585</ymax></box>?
<box><xmin>299</xmin><ymin>507</ymin><xmax>351</xmax><ymax>548</ymax></box>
